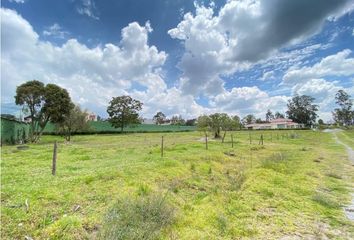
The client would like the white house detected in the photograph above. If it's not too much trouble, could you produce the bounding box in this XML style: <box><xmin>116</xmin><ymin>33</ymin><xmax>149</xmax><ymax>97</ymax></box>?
<box><xmin>245</xmin><ymin>118</ymin><xmax>305</xmax><ymax>130</ymax></box>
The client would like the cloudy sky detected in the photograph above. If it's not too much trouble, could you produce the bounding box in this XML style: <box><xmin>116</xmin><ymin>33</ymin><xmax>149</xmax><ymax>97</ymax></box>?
<box><xmin>1</xmin><ymin>0</ymin><xmax>354</xmax><ymax>122</ymax></box>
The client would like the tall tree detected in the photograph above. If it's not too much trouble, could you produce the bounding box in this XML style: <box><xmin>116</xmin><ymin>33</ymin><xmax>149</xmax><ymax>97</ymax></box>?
<box><xmin>265</xmin><ymin>109</ymin><xmax>274</xmax><ymax>122</ymax></box>
<box><xmin>274</xmin><ymin>111</ymin><xmax>285</xmax><ymax>119</ymax></box>
<box><xmin>56</xmin><ymin>105</ymin><xmax>90</xmax><ymax>141</ymax></box>
<box><xmin>242</xmin><ymin>114</ymin><xmax>256</xmax><ymax>125</ymax></box>
<box><xmin>332</xmin><ymin>90</ymin><xmax>354</xmax><ymax>126</ymax></box>
<box><xmin>171</xmin><ymin>115</ymin><xmax>186</xmax><ymax>125</ymax></box>
<box><xmin>15</xmin><ymin>80</ymin><xmax>73</xmax><ymax>142</ymax></box>
<box><xmin>286</xmin><ymin>95</ymin><xmax>318</xmax><ymax>127</ymax></box>
<box><xmin>197</xmin><ymin>115</ymin><xmax>211</xmax><ymax>135</ymax></box>
<box><xmin>107</xmin><ymin>96</ymin><xmax>143</xmax><ymax>132</ymax></box>
<box><xmin>231</xmin><ymin>115</ymin><xmax>242</xmax><ymax>130</ymax></box>
<box><xmin>153</xmin><ymin>112</ymin><xmax>166</xmax><ymax>125</ymax></box>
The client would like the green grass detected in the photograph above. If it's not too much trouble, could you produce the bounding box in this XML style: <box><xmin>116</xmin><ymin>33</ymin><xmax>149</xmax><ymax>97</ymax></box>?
<box><xmin>337</xmin><ymin>129</ymin><xmax>354</xmax><ymax>149</ymax></box>
<box><xmin>1</xmin><ymin>130</ymin><xmax>354</xmax><ymax>239</ymax></box>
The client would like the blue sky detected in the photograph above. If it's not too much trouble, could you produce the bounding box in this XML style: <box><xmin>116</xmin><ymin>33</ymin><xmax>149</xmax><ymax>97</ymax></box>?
<box><xmin>1</xmin><ymin>0</ymin><xmax>354</xmax><ymax>122</ymax></box>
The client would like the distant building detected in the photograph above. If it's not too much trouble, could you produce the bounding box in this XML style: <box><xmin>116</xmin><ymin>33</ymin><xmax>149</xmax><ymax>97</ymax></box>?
<box><xmin>86</xmin><ymin>112</ymin><xmax>97</xmax><ymax>122</ymax></box>
<box><xmin>142</xmin><ymin>118</ymin><xmax>154</xmax><ymax>124</ymax></box>
<box><xmin>245</xmin><ymin>118</ymin><xmax>305</xmax><ymax>130</ymax></box>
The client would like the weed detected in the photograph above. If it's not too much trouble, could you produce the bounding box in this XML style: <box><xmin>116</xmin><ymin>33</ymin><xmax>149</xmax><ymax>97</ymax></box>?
<box><xmin>190</xmin><ymin>163</ymin><xmax>196</xmax><ymax>172</ymax></box>
<box><xmin>312</xmin><ymin>192</ymin><xmax>340</xmax><ymax>209</ymax></box>
<box><xmin>99</xmin><ymin>194</ymin><xmax>175</xmax><ymax>240</ymax></box>
<box><xmin>137</xmin><ymin>183</ymin><xmax>151</xmax><ymax>196</ymax></box>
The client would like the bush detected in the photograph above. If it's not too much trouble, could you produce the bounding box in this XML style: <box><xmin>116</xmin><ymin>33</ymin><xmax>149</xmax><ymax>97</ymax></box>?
<box><xmin>99</xmin><ymin>194</ymin><xmax>175</xmax><ymax>240</ymax></box>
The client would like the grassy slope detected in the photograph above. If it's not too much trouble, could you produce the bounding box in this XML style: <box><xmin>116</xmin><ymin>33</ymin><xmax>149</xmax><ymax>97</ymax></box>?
<box><xmin>1</xmin><ymin>130</ymin><xmax>353</xmax><ymax>239</ymax></box>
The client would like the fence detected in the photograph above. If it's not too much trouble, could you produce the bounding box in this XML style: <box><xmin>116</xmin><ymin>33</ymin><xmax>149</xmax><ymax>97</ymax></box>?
<box><xmin>1</xmin><ymin>117</ymin><xmax>29</xmax><ymax>145</ymax></box>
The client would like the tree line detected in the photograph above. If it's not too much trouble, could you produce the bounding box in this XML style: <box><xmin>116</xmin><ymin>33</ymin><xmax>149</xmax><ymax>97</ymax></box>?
<box><xmin>14</xmin><ymin>80</ymin><xmax>354</xmax><ymax>143</ymax></box>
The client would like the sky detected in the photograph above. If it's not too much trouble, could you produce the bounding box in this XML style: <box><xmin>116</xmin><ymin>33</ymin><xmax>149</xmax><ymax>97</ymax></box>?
<box><xmin>1</xmin><ymin>0</ymin><xmax>354</xmax><ymax>122</ymax></box>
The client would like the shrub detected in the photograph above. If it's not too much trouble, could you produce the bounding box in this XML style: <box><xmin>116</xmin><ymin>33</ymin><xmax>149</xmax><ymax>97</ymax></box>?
<box><xmin>99</xmin><ymin>194</ymin><xmax>175</xmax><ymax>240</ymax></box>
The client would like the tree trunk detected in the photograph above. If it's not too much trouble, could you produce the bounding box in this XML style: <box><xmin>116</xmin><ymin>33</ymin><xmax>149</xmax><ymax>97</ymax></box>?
<box><xmin>222</xmin><ymin>131</ymin><xmax>227</xmax><ymax>143</ymax></box>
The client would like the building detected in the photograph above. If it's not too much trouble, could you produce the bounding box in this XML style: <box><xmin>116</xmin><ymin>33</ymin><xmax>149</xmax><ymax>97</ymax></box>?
<box><xmin>86</xmin><ymin>112</ymin><xmax>97</xmax><ymax>121</ymax></box>
<box><xmin>245</xmin><ymin>118</ymin><xmax>305</xmax><ymax>130</ymax></box>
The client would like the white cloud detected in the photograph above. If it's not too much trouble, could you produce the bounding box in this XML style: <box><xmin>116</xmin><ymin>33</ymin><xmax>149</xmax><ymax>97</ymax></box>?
<box><xmin>260</xmin><ymin>70</ymin><xmax>275</xmax><ymax>81</ymax></box>
<box><xmin>283</xmin><ymin>49</ymin><xmax>354</xmax><ymax>84</ymax></box>
<box><xmin>7</xmin><ymin>0</ymin><xmax>26</xmax><ymax>3</ymax></box>
<box><xmin>168</xmin><ymin>0</ymin><xmax>352</xmax><ymax>96</ymax></box>
<box><xmin>43</xmin><ymin>23</ymin><xmax>69</xmax><ymax>39</ymax></box>
<box><xmin>76</xmin><ymin>0</ymin><xmax>99</xmax><ymax>20</ymax></box>
<box><xmin>291</xmin><ymin>78</ymin><xmax>350</xmax><ymax>121</ymax></box>
<box><xmin>210</xmin><ymin>87</ymin><xmax>289</xmax><ymax>118</ymax></box>
<box><xmin>0</xmin><ymin>8</ymin><xmax>175</xmax><ymax>118</ymax></box>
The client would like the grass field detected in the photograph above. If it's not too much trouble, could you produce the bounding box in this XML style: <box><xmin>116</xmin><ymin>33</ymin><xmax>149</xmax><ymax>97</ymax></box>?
<box><xmin>1</xmin><ymin>130</ymin><xmax>354</xmax><ymax>239</ymax></box>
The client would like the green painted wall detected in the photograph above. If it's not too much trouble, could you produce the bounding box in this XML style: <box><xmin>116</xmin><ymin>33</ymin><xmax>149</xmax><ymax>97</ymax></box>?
<box><xmin>1</xmin><ymin>117</ymin><xmax>29</xmax><ymax>145</ymax></box>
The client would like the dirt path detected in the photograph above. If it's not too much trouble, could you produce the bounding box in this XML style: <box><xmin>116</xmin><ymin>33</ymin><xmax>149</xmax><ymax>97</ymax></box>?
<box><xmin>329</xmin><ymin>130</ymin><xmax>354</xmax><ymax>221</ymax></box>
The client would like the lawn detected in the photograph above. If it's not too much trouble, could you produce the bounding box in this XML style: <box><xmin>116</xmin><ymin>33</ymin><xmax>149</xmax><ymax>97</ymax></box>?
<box><xmin>1</xmin><ymin>130</ymin><xmax>354</xmax><ymax>239</ymax></box>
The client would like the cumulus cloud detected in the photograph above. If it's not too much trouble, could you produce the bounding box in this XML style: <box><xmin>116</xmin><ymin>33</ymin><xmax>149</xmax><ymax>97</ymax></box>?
<box><xmin>283</xmin><ymin>49</ymin><xmax>354</xmax><ymax>84</ymax></box>
<box><xmin>210</xmin><ymin>87</ymin><xmax>289</xmax><ymax>117</ymax></box>
<box><xmin>1</xmin><ymin>8</ymin><xmax>180</xmax><ymax>117</ymax></box>
<box><xmin>168</xmin><ymin>0</ymin><xmax>352</xmax><ymax>96</ymax></box>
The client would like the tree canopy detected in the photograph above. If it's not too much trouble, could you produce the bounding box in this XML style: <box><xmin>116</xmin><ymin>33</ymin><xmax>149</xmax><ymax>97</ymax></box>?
<box><xmin>197</xmin><ymin>113</ymin><xmax>239</xmax><ymax>139</ymax></box>
<box><xmin>56</xmin><ymin>105</ymin><xmax>90</xmax><ymax>141</ymax></box>
<box><xmin>107</xmin><ymin>96</ymin><xmax>143</xmax><ymax>132</ymax></box>
<box><xmin>15</xmin><ymin>80</ymin><xmax>73</xmax><ymax>142</ymax></box>
<box><xmin>332</xmin><ymin>89</ymin><xmax>353</xmax><ymax>126</ymax></box>
<box><xmin>153</xmin><ymin>112</ymin><xmax>166</xmax><ymax>125</ymax></box>
<box><xmin>265</xmin><ymin>109</ymin><xmax>274</xmax><ymax>122</ymax></box>
<box><xmin>286</xmin><ymin>95</ymin><xmax>318</xmax><ymax>127</ymax></box>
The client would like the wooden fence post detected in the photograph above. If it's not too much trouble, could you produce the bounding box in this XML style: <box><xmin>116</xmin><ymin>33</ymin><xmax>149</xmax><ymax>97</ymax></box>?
<box><xmin>231</xmin><ymin>134</ymin><xmax>234</xmax><ymax>148</ymax></box>
<box><xmin>52</xmin><ymin>141</ymin><xmax>57</xmax><ymax>175</ymax></box>
<box><xmin>161</xmin><ymin>136</ymin><xmax>164</xmax><ymax>157</ymax></box>
<box><xmin>205</xmin><ymin>132</ymin><xmax>208</xmax><ymax>150</ymax></box>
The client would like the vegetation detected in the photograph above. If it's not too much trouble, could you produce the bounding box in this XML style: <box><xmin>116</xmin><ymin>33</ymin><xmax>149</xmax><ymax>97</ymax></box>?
<box><xmin>55</xmin><ymin>105</ymin><xmax>90</xmax><ymax>141</ymax></box>
<box><xmin>99</xmin><ymin>194</ymin><xmax>175</xmax><ymax>239</ymax></box>
<box><xmin>2</xmin><ymin>130</ymin><xmax>353</xmax><ymax>239</ymax></box>
<box><xmin>107</xmin><ymin>95</ymin><xmax>143</xmax><ymax>132</ymax></box>
<box><xmin>153</xmin><ymin>111</ymin><xmax>166</xmax><ymax>125</ymax></box>
<box><xmin>15</xmin><ymin>80</ymin><xmax>73</xmax><ymax>142</ymax></box>
<box><xmin>286</xmin><ymin>95</ymin><xmax>318</xmax><ymax>127</ymax></box>
<box><xmin>333</xmin><ymin>89</ymin><xmax>354</xmax><ymax>126</ymax></box>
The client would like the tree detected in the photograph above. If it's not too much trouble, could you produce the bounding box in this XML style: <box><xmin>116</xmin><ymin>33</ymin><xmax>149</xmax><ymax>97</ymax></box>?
<box><xmin>197</xmin><ymin>113</ymin><xmax>232</xmax><ymax>139</ymax></box>
<box><xmin>56</xmin><ymin>105</ymin><xmax>90</xmax><ymax>141</ymax></box>
<box><xmin>197</xmin><ymin>115</ymin><xmax>210</xmax><ymax>135</ymax></box>
<box><xmin>286</xmin><ymin>95</ymin><xmax>318</xmax><ymax>127</ymax></box>
<box><xmin>171</xmin><ymin>115</ymin><xmax>186</xmax><ymax>125</ymax></box>
<box><xmin>332</xmin><ymin>90</ymin><xmax>354</xmax><ymax>126</ymax></box>
<box><xmin>274</xmin><ymin>112</ymin><xmax>285</xmax><ymax>119</ymax></box>
<box><xmin>242</xmin><ymin>114</ymin><xmax>256</xmax><ymax>125</ymax></box>
<box><xmin>186</xmin><ymin>118</ymin><xmax>197</xmax><ymax>126</ymax></box>
<box><xmin>265</xmin><ymin>109</ymin><xmax>274</xmax><ymax>122</ymax></box>
<box><xmin>153</xmin><ymin>112</ymin><xmax>166</xmax><ymax>125</ymax></box>
<box><xmin>107</xmin><ymin>96</ymin><xmax>143</xmax><ymax>132</ymax></box>
<box><xmin>231</xmin><ymin>115</ymin><xmax>242</xmax><ymax>130</ymax></box>
<box><xmin>318</xmin><ymin>119</ymin><xmax>324</xmax><ymax>125</ymax></box>
<box><xmin>15</xmin><ymin>80</ymin><xmax>73</xmax><ymax>142</ymax></box>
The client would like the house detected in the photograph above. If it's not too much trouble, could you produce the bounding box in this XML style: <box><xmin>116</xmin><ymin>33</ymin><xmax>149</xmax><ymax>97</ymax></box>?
<box><xmin>86</xmin><ymin>112</ymin><xmax>97</xmax><ymax>121</ymax></box>
<box><xmin>245</xmin><ymin>118</ymin><xmax>305</xmax><ymax>130</ymax></box>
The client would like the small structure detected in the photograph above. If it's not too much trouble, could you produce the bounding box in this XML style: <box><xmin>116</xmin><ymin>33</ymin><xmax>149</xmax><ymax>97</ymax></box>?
<box><xmin>1</xmin><ymin>116</ymin><xmax>30</xmax><ymax>145</ymax></box>
<box><xmin>86</xmin><ymin>112</ymin><xmax>97</xmax><ymax>121</ymax></box>
<box><xmin>246</xmin><ymin>118</ymin><xmax>305</xmax><ymax>130</ymax></box>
